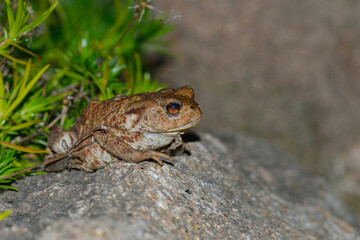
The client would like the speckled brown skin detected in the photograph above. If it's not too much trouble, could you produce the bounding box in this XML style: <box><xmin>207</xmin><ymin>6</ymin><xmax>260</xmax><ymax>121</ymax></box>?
<box><xmin>46</xmin><ymin>86</ymin><xmax>202</xmax><ymax>172</ymax></box>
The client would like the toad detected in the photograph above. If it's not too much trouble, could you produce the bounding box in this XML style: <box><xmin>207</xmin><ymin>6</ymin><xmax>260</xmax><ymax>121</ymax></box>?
<box><xmin>45</xmin><ymin>86</ymin><xmax>202</xmax><ymax>172</ymax></box>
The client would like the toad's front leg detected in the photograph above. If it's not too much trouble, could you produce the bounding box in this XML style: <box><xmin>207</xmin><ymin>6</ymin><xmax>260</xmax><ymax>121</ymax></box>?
<box><xmin>93</xmin><ymin>130</ymin><xmax>174</xmax><ymax>166</ymax></box>
<box><xmin>168</xmin><ymin>134</ymin><xmax>192</xmax><ymax>154</ymax></box>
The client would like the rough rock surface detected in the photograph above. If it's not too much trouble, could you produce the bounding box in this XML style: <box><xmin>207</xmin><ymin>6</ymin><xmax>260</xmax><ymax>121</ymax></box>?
<box><xmin>0</xmin><ymin>133</ymin><xmax>359</xmax><ymax>240</ymax></box>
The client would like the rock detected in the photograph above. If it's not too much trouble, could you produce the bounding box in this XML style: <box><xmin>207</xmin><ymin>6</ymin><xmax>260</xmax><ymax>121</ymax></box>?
<box><xmin>331</xmin><ymin>142</ymin><xmax>360</xmax><ymax>221</ymax></box>
<box><xmin>0</xmin><ymin>132</ymin><xmax>359</xmax><ymax>239</ymax></box>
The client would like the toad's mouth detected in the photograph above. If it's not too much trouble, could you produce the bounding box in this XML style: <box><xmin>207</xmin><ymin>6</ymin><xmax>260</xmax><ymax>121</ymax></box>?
<box><xmin>166</xmin><ymin>117</ymin><xmax>202</xmax><ymax>132</ymax></box>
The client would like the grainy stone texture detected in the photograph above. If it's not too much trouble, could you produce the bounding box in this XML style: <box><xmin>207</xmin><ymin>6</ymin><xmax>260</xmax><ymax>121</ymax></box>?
<box><xmin>0</xmin><ymin>133</ymin><xmax>359</xmax><ymax>239</ymax></box>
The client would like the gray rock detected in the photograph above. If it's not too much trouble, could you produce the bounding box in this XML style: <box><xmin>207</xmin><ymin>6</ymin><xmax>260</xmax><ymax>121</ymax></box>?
<box><xmin>0</xmin><ymin>133</ymin><xmax>359</xmax><ymax>240</ymax></box>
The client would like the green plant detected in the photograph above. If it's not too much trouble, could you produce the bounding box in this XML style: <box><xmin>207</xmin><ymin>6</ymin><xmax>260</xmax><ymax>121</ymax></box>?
<box><xmin>0</xmin><ymin>0</ymin><xmax>58</xmax><ymax>62</ymax></box>
<box><xmin>0</xmin><ymin>0</ymin><xmax>59</xmax><ymax>190</ymax></box>
<box><xmin>0</xmin><ymin>0</ymin><xmax>173</xmax><ymax>188</ymax></box>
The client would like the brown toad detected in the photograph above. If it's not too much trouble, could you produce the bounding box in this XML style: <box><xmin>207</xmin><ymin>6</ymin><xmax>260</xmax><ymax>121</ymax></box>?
<box><xmin>46</xmin><ymin>86</ymin><xmax>202</xmax><ymax>172</ymax></box>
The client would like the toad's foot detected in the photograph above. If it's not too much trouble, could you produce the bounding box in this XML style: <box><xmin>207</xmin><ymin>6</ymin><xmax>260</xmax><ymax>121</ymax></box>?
<box><xmin>141</xmin><ymin>151</ymin><xmax>175</xmax><ymax>166</ymax></box>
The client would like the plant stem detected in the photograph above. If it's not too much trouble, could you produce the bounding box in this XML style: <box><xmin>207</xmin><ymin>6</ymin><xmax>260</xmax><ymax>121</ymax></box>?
<box><xmin>109</xmin><ymin>8</ymin><xmax>140</xmax><ymax>54</ymax></box>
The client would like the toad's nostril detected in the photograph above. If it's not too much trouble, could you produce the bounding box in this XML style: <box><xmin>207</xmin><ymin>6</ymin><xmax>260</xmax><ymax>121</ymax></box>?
<box><xmin>190</xmin><ymin>106</ymin><xmax>194</xmax><ymax>110</ymax></box>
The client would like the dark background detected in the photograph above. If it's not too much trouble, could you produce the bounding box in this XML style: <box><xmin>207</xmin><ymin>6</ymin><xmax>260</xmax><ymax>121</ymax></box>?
<box><xmin>153</xmin><ymin>0</ymin><xmax>360</xmax><ymax>220</ymax></box>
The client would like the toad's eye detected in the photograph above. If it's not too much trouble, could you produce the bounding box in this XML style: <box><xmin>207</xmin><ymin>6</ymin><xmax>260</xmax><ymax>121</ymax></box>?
<box><xmin>166</xmin><ymin>102</ymin><xmax>181</xmax><ymax>115</ymax></box>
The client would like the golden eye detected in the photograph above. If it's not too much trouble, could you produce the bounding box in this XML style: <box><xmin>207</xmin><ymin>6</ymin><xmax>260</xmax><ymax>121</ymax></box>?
<box><xmin>166</xmin><ymin>102</ymin><xmax>180</xmax><ymax>115</ymax></box>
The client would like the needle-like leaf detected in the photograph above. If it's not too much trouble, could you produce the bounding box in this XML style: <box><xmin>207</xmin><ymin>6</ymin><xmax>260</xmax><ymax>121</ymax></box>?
<box><xmin>19</xmin><ymin>0</ymin><xmax>58</xmax><ymax>34</ymax></box>
<box><xmin>0</xmin><ymin>141</ymin><xmax>49</xmax><ymax>154</ymax></box>
<box><xmin>2</xmin><ymin>64</ymin><xmax>50</xmax><ymax>121</ymax></box>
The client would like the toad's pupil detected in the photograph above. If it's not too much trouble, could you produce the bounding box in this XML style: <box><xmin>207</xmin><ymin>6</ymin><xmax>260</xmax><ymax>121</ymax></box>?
<box><xmin>166</xmin><ymin>102</ymin><xmax>180</xmax><ymax>115</ymax></box>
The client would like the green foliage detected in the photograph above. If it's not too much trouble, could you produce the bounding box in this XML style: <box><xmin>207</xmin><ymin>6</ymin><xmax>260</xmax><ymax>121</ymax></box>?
<box><xmin>0</xmin><ymin>0</ymin><xmax>59</xmax><ymax>190</ymax></box>
<box><xmin>0</xmin><ymin>0</ymin><xmax>173</xmax><ymax>189</ymax></box>
<box><xmin>0</xmin><ymin>147</ymin><xmax>39</xmax><ymax>191</ymax></box>
<box><xmin>1</xmin><ymin>61</ymin><xmax>51</xmax><ymax>122</ymax></box>
<box><xmin>0</xmin><ymin>0</ymin><xmax>58</xmax><ymax>61</ymax></box>
<box><xmin>0</xmin><ymin>61</ymin><xmax>59</xmax><ymax>154</ymax></box>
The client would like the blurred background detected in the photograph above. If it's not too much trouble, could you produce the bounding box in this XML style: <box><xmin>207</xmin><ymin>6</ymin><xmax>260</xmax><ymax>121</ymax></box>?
<box><xmin>152</xmin><ymin>1</ymin><xmax>360</xmax><ymax>220</ymax></box>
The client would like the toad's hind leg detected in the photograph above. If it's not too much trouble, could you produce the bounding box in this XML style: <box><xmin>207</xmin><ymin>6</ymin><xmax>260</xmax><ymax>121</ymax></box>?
<box><xmin>93</xmin><ymin>131</ymin><xmax>174</xmax><ymax>166</ymax></box>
